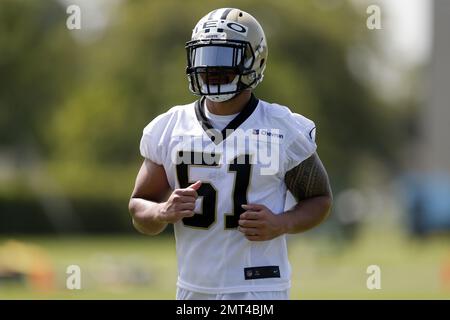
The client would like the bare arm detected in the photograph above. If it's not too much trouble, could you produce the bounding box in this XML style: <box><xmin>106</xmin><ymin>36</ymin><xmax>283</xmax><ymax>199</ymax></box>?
<box><xmin>282</xmin><ymin>152</ymin><xmax>332</xmax><ymax>233</ymax></box>
<box><xmin>128</xmin><ymin>159</ymin><xmax>201</xmax><ymax>235</ymax></box>
<box><xmin>238</xmin><ymin>153</ymin><xmax>332</xmax><ymax>241</ymax></box>
<box><xmin>129</xmin><ymin>160</ymin><xmax>171</xmax><ymax>235</ymax></box>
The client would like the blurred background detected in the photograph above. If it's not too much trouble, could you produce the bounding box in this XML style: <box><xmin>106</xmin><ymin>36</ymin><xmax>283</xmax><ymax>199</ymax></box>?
<box><xmin>1</xmin><ymin>0</ymin><xmax>449</xmax><ymax>299</ymax></box>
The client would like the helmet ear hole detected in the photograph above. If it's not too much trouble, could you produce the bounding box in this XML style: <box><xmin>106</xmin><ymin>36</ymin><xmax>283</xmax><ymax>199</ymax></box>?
<box><xmin>259</xmin><ymin>59</ymin><xmax>265</xmax><ymax>68</ymax></box>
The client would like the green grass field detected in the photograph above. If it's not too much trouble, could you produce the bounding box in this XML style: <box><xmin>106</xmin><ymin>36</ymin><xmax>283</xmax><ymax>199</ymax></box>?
<box><xmin>1</xmin><ymin>226</ymin><xmax>450</xmax><ymax>299</ymax></box>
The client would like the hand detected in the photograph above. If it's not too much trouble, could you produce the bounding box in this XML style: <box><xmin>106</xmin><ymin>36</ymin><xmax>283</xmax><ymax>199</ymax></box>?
<box><xmin>238</xmin><ymin>204</ymin><xmax>286</xmax><ymax>241</ymax></box>
<box><xmin>157</xmin><ymin>181</ymin><xmax>202</xmax><ymax>224</ymax></box>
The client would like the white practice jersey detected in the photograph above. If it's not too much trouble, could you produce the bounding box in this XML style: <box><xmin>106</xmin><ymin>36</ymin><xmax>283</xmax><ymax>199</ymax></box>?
<box><xmin>140</xmin><ymin>94</ymin><xmax>317</xmax><ymax>294</ymax></box>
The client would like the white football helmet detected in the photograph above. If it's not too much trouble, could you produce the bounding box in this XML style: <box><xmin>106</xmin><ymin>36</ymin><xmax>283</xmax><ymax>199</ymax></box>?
<box><xmin>186</xmin><ymin>8</ymin><xmax>268</xmax><ymax>102</ymax></box>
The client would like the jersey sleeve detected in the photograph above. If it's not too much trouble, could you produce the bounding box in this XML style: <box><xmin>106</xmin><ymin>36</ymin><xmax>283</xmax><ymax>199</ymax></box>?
<box><xmin>284</xmin><ymin>113</ymin><xmax>317</xmax><ymax>172</ymax></box>
<box><xmin>139</xmin><ymin>113</ymin><xmax>171</xmax><ymax>165</ymax></box>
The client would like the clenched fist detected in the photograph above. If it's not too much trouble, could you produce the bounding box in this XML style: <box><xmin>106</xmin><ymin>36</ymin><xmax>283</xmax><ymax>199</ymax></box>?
<box><xmin>157</xmin><ymin>181</ymin><xmax>202</xmax><ymax>224</ymax></box>
<box><xmin>238</xmin><ymin>204</ymin><xmax>285</xmax><ymax>241</ymax></box>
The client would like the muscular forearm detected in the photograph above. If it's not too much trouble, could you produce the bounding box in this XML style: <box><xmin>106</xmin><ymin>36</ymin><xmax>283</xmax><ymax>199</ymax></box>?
<box><xmin>129</xmin><ymin>198</ymin><xmax>167</xmax><ymax>235</ymax></box>
<box><xmin>279</xmin><ymin>195</ymin><xmax>332</xmax><ymax>234</ymax></box>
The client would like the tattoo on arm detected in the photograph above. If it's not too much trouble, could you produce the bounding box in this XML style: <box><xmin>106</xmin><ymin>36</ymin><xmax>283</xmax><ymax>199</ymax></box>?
<box><xmin>284</xmin><ymin>153</ymin><xmax>332</xmax><ymax>201</ymax></box>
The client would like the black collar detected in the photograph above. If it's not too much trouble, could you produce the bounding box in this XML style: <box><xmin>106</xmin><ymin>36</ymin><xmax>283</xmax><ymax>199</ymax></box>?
<box><xmin>195</xmin><ymin>93</ymin><xmax>259</xmax><ymax>144</ymax></box>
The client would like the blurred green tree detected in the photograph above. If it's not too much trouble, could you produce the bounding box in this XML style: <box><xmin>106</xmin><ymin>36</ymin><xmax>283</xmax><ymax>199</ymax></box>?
<box><xmin>0</xmin><ymin>0</ymin><xmax>80</xmax><ymax>154</ymax></box>
<box><xmin>0</xmin><ymin>0</ymin><xmax>405</xmax><ymax>232</ymax></box>
<box><xmin>49</xmin><ymin>0</ymin><xmax>399</xmax><ymax>186</ymax></box>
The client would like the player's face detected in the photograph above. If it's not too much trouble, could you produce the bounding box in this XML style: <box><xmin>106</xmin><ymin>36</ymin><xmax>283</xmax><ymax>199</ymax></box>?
<box><xmin>200</xmin><ymin>68</ymin><xmax>236</xmax><ymax>85</ymax></box>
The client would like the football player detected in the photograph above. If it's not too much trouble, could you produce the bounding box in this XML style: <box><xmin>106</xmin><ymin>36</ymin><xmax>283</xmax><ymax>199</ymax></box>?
<box><xmin>129</xmin><ymin>8</ymin><xmax>332</xmax><ymax>300</ymax></box>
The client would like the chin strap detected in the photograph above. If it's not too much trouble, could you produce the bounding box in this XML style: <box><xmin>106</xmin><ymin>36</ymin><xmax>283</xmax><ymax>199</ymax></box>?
<box><xmin>205</xmin><ymin>92</ymin><xmax>237</xmax><ymax>102</ymax></box>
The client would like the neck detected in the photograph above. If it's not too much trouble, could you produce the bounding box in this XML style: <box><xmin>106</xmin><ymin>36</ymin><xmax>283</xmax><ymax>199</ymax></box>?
<box><xmin>205</xmin><ymin>90</ymin><xmax>252</xmax><ymax>115</ymax></box>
